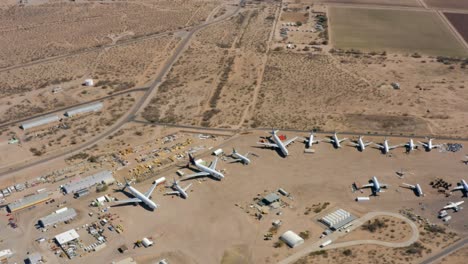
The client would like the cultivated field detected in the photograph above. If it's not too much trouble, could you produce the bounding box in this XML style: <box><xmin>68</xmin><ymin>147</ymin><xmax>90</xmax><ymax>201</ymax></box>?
<box><xmin>424</xmin><ymin>0</ymin><xmax>468</xmax><ymax>9</ymax></box>
<box><xmin>308</xmin><ymin>0</ymin><xmax>422</xmax><ymax>7</ymax></box>
<box><xmin>445</xmin><ymin>13</ymin><xmax>468</xmax><ymax>43</ymax></box>
<box><xmin>329</xmin><ymin>7</ymin><xmax>467</xmax><ymax>56</ymax></box>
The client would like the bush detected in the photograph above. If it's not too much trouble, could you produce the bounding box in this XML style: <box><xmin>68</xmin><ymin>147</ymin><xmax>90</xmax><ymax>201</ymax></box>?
<box><xmin>362</xmin><ymin>219</ymin><xmax>388</xmax><ymax>233</ymax></box>
<box><xmin>343</xmin><ymin>249</ymin><xmax>352</xmax><ymax>256</ymax></box>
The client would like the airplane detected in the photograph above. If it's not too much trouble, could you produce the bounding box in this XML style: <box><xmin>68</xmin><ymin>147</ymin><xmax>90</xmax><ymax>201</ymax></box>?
<box><xmin>348</xmin><ymin>136</ymin><xmax>372</xmax><ymax>151</ymax></box>
<box><xmin>182</xmin><ymin>153</ymin><xmax>224</xmax><ymax>181</ymax></box>
<box><xmin>374</xmin><ymin>138</ymin><xmax>400</xmax><ymax>154</ymax></box>
<box><xmin>403</xmin><ymin>139</ymin><xmax>418</xmax><ymax>153</ymax></box>
<box><xmin>323</xmin><ymin>132</ymin><xmax>348</xmax><ymax>148</ymax></box>
<box><xmin>401</xmin><ymin>183</ymin><xmax>424</xmax><ymax>197</ymax></box>
<box><xmin>418</xmin><ymin>138</ymin><xmax>443</xmax><ymax>151</ymax></box>
<box><xmin>165</xmin><ymin>178</ymin><xmax>192</xmax><ymax>199</ymax></box>
<box><xmin>443</xmin><ymin>201</ymin><xmax>464</xmax><ymax>212</ymax></box>
<box><xmin>304</xmin><ymin>132</ymin><xmax>319</xmax><ymax>149</ymax></box>
<box><xmin>114</xmin><ymin>177</ymin><xmax>165</xmax><ymax>210</ymax></box>
<box><xmin>257</xmin><ymin>129</ymin><xmax>298</xmax><ymax>157</ymax></box>
<box><xmin>229</xmin><ymin>148</ymin><xmax>251</xmax><ymax>165</ymax></box>
<box><xmin>360</xmin><ymin>176</ymin><xmax>388</xmax><ymax>196</ymax></box>
<box><xmin>451</xmin><ymin>180</ymin><xmax>468</xmax><ymax>197</ymax></box>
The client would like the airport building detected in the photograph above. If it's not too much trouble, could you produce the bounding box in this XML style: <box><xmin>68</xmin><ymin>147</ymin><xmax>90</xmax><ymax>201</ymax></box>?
<box><xmin>55</xmin><ymin>229</ymin><xmax>80</xmax><ymax>246</ymax></box>
<box><xmin>63</xmin><ymin>170</ymin><xmax>114</xmax><ymax>194</ymax></box>
<box><xmin>20</xmin><ymin>115</ymin><xmax>60</xmax><ymax>130</ymax></box>
<box><xmin>320</xmin><ymin>209</ymin><xmax>356</xmax><ymax>231</ymax></box>
<box><xmin>280</xmin><ymin>231</ymin><xmax>304</xmax><ymax>248</ymax></box>
<box><xmin>7</xmin><ymin>192</ymin><xmax>50</xmax><ymax>212</ymax></box>
<box><xmin>65</xmin><ymin>102</ymin><xmax>103</xmax><ymax>117</ymax></box>
<box><xmin>39</xmin><ymin>208</ymin><xmax>77</xmax><ymax>227</ymax></box>
<box><xmin>25</xmin><ymin>252</ymin><xmax>43</xmax><ymax>264</ymax></box>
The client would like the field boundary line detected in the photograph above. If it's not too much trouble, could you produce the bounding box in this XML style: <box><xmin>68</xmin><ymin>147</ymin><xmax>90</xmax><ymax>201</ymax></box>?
<box><xmin>436</xmin><ymin>11</ymin><xmax>468</xmax><ymax>51</ymax></box>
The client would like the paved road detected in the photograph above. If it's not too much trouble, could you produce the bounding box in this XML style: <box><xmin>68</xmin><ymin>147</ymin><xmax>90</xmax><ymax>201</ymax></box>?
<box><xmin>0</xmin><ymin>2</ymin><xmax>244</xmax><ymax>178</ymax></box>
<box><xmin>0</xmin><ymin>86</ymin><xmax>149</xmax><ymax>129</ymax></box>
<box><xmin>278</xmin><ymin>211</ymin><xmax>420</xmax><ymax>264</ymax></box>
<box><xmin>418</xmin><ymin>237</ymin><xmax>468</xmax><ymax>264</ymax></box>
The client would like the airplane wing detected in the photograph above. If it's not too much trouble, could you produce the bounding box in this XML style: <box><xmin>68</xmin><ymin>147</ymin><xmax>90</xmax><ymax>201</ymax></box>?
<box><xmin>451</xmin><ymin>186</ymin><xmax>464</xmax><ymax>191</ymax></box>
<box><xmin>418</xmin><ymin>142</ymin><xmax>428</xmax><ymax>147</ymax></box>
<box><xmin>257</xmin><ymin>142</ymin><xmax>278</xmax><ymax>148</ymax></box>
<box><xmin>183</xmin><ymin>171</ymin><xmax>210</xmax><ymax>180</ymax></box>
<box><xmin>283</xmin><ymin>136</ymin><xmax>298</xmax><ymax>147</ymax></box>
<box><xmin>183</xmin><ymin>183</ymin><xmax>193</xmax><ymax>192</ymax></box>
<box><xmin>349</xmin><ymin>142</ymin><xmax>359</xmax><ymax>147</ymax></box>
<box><xmin>228</xmin><ymin>158</ymin><xmax>242</xmax><ymax>163</ymax></box>
<box><xmin>245</xmin><ymin>152</ymin><xmax>250</xmax><ymax>157</ymax></box>
<box><xmin>144</xmin><ymin>181</ymin><xmax>159</xmax><ymax>198</ymax></box>
<box><xmin>374</xmin><ymin>143</ymin><xmax>384</xmax><ymax>149</ymax></box>
<box><xmin>443</xmin><ymin>203</ymin><xmax>456</xmax><ymax>209</ymax></box>
<box><xmin>165</xmin><ymin>191</ymin><xmax>180</xmax><ymax>196</ymax></box>
<box><xmin>360</xmin><ymin>183</ymin><xmax>375</xmax><ymax>189</ymax></box>
<box><xmin>402</xmin><ymin>183</ymin><xmax>415</xmax><ymax>189</ymax></box>
<box><xmin>389</xmin><ymin>145</ymin><xmax>400</xmax><ymax>150</ymax></box>
<box><xmin>210</xmin><ymin>158</ymin><xmax>218</xmax><ymax>169</ymax></box>
<box><xmin>364</xmin><ymin>142</ymin><xmax>373</xmax><ymax>146</ymax></box>
<box><xmin>114</xmin><ymin>198</ymin><xmax>142</xmax><ymax>204</ymax></box>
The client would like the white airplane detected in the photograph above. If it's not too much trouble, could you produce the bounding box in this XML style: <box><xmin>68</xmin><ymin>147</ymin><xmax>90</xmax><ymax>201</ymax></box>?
<box><xmin>374</xmin><ymin>138</ymin><xmax>400</xmax><ymax>154</ymax></box>
<box><xmin>403</xmin><ymin>138</ymin><xmax>418</xmax><ymax>153</ymax></box>
<box><xmin>323</xmin><ymin>132</ymin><xmax>348</xmax><ymax>148</ymax></box>
<box><xmin>304</xmin><ymin>132</ymin><xmax>319</xmax><ymax>149</ymax></box>
<box><xmin>443</xmin><ymin>201</ymin><xmax>464</xmax><ymax>212</ymax></box>
<box><xmin>401</xmin><ymin>183</ymin><xmax>424</xmax><ymax>197</ymax></box>
<box><xmin>360</xmin><ymin>176</ymin><xmax>388</xmax><ymax>196</ymax></box>
<box><xmin>418</xmin><ymin>138</ymin><xmax>443</xmax><ymax>151</ymax></box>
<box><xmin>114</xmin><ymin>177</ymin><xmax>165</xmax><ymax>210</ymax></box>
<box><xmin>257</xmin><ymin>129</ymin><xmax>297</xmax><ymax>157</ymax></box>
<box><xmin>349</xmin><ymin>136</ymin><xmax>372</xmax><ymax>151</ymax></box>
<box><xmin>451</xmin><ymin>180</ymin><xmax>468</xmax><ymax>197</ymax></box>
<box><xmin>182</xmin><ymin>153</ymin><xmax>224</xmax><ymax>180</ymax></box>
<box><xmin>165</xmin><ymin>178</ymin><xmax>192</xmax><ymax>199</ymax></box>
<box><xmin>229</xmin><ymin>148</ymin><xmax>251</xmax><ymax>165</ymax></box>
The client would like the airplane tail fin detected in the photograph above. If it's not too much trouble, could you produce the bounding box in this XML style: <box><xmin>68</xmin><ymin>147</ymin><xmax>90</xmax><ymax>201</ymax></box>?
<box><xmin>232</xmin><ymin>148</ymin><xmax>237</xmax><ymax>154</ymax></box>
<box><xmin>188</xmin><ymin>153</ymin><xmax>196</xmax><ymax>166</ymax></box>
<box><xmin>269</xmin><ymin>129</ymin><xmax>279</xmax><ymax>135</ymax></box>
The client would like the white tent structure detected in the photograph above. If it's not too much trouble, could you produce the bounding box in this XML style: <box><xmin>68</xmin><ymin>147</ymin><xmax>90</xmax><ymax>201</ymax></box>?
<box><xmin>65</xmin><ymin>102</ymin><xmax>103</xmax><ymax>117</ymax></box>
<box><xmin>280</xmin><ymin>231</ymin><xmax>304</xmax><ymax>248</ymax></box>
<box><xmin>55</xmin><ymin>229</ymin><xmax>80</xmax><ymax>246</ymax></box>
<box><xmin>21</xmin><ymin>115</ymin><xmax>60</xmax><ymax>130</ymax></box>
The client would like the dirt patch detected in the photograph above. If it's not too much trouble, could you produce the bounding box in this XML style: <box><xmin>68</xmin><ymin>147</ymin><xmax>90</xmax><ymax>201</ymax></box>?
<box><xmin>221</xmin><ymin>244</ymin><xmax>253</xmax><ymax>264</ymax></box>
<box><xmin>281</xmin><ymin>11</ymin><xmax>309</xmax><ymax>23</ymax></box>
<box><xmin>344</xmin><ymin>114</ymin><xmax>430</xmax><ymax>135</ymax></box>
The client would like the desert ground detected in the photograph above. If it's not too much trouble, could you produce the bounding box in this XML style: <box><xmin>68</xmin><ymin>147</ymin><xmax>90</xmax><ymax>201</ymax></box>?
<box><xmin>435</xmin><ymin>245</ymin><xmax>468</xmax><ymax>264</ymax></box>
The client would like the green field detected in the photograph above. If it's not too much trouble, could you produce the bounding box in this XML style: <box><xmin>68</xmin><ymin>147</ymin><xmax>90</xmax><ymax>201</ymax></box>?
<box><xmin>329</xmin><ymin>7</ymin><xmax>467</xmax><ymax>56</ymax></box>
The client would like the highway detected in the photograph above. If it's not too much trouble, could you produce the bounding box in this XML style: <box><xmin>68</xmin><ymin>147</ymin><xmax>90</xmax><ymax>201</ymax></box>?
<box><xmin>418</xmin><ymin>237</ymin><xmax>468</xmax><ymax>264</ymax></box>
<box><xmin>278</xmin><ymin>211</ymin><xmax>420</xmax><ymax>264</ymax></box>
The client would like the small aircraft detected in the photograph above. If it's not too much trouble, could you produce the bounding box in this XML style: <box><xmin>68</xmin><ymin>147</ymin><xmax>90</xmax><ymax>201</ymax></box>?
<box><xmin>401</xmin><ymin>183</ymin><xmax>424</xmax><ymax>197</ymax></box>
<box><xmin>360</xmin><ymin>176</ymin><xmax>388</xmax><ymax>196</ymax></box>
<box><xmin>374</xmin><ymin>138</ymin><xmax>400</xmax><ymax>154</ymax></box>
<box><xmin>323</xmin><ymin>132</ymin><xmax>348</xmax><ymax>148</ymax></box>
<box><xmin>114</xmin><ymin>177</ymin><xmax>165</xmax><ymax>210</ymax></box>
<box><xmin>443</xmin><ymin>201</ymin><xmax>464</xmax><ymax>212</ymax></box>
<box><xmin>403</xmin><ymin>139</ymin><xmax>418</xmax><ymax>153</ymax></box>
<box><xmin>165</xmin><ymin>178</ymin><xmax>192</xmax><ymax>199</ymax></box>
<box><xmin>451</xmin><ymin>179</ymin><xmax>468</xmax><ymax>197</ymax></box>
<box><xmin>182</xmin><ymin>153</ymin><xmax>225</xmax><ymax>181</ymax></box>
<box><xmin>349</xmin><ymin>136</ymin><xmax>372</xmax><ymax>152</ymax></box>
<box><xmin>257</xmin><ymin>129</ymin><xmax>297</xmax><ymax>157</ymax></box>
<box><xmin>304</xmin><ymin>132</ymin><xmax>320</xmax><ymax>149</ymax></box>
<box><xmin>229</xmin><ymin>148</ymin><xmax>251</xmax><ymax>165</ymax></box>
<box><xmin>418</xmin><ymin>138</ymin><xmax>443</xmax><ymax>151</ymax></box>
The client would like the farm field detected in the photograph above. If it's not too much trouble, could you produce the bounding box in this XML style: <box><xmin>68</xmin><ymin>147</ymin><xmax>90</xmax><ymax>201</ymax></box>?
<box><xmin>307</xmin><ymin>0</ymin><xmax>422</xmax><ymax>7</ymax></box>
<box><xmin>423</xmin><ymin>0</ymin><xmax>468</xmax><ymax>9</ymax></box>
<box><xmin>445</xmin><ymin>13</ymin><xmax>468</xmax><ymax>43</ymax></box>
<box><xmin>328</xmin><ymin>7</ymin><xmax>468</xmax><ymax>56</ymax></box>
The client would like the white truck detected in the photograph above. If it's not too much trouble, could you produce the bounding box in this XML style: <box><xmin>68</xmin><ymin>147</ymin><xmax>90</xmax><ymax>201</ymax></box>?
<box><xmin>320</xmin><ymin>240</ymin><xmax>332</xmax><ymax>248</ymax></box>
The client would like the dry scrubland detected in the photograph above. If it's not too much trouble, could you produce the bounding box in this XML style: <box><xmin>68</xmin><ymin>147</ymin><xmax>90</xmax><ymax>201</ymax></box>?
<box><xmin>0</xmin><ymin>0</ymin><xmax>219</xmax><ymax>68</ymax></box>
<box><xmin>445</xmin><ymin>13</ymin><xmax>468</xmax><ymax>43</ymax></box>
<box><xmin>424</xmin><ymin>0</ymin><xmax>468</xmax><ymax>9</ymax></box>
<box><xmin>143</xmin><ymin>4</ymin><xmax>277</xmax><ymax>127</ymax></box>
<box><xmin>329</xmin><ymin>7</ymin><xmax>467</xmax><ymax>57</ymax></box>
<box><xmin>307</xmin><ymin>0</ymin><xmax>421</xmax><ymax>6</ymax></box>
<box><xmin>436</xmin><ymin>245</ymin><xmax>468</xmax><ymax>264</ymax></box>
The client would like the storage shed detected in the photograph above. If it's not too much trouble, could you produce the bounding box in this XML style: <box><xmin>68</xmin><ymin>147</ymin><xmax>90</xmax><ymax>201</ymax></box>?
<box><xmin>65</xmin><ymin>102</ymin><xmax>103</xmax><ymax>117</ymax></box>
<box><xmin>55</xmin><ymin>229</ymin><xmax>80</xmax><ymax>246</ymax></box>
<box><xmin>25</xmin><ymin>252</ymin><xmax>43</xmax><ymax>264</ymax></box>
<box><xmin>21</xmin><ymin>115</ymin><xmax>60</xmax><ymax>130</ymax></box>
<box><xmin>63</xmin><ymin>171</ymin><xmax>114</xmax><ymax>194</ymax></box>
<box><xmin>39</xmin><ymin>208</ymin><xmax>77</xmax><ymax>227</ymax></box>
<box><xmin>7</xmin><ymin>192</ymin><xmax>50</xmax><ymax>212</ymax></box>
<box><xmin>280</xmin><ymin>231</ymin><xmax>304</xmax><ymax>248</ymax></box>
<box><xmin>142</xmin><ymin>237</ymin><xmax>153</xmax><ymax>247</ymax></box>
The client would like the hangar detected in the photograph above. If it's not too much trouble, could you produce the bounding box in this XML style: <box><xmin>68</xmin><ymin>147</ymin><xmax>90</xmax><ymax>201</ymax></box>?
<box><xmin>280</xmin><ymin>230</ymin><xmax>304</xmax><ymax>248</ymax></box>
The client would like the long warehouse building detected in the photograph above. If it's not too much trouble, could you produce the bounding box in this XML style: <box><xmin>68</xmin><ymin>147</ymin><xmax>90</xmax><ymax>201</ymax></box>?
<box><xmin>20</xmin><ymin>115</ymin><xmax>60</xmax><ymax>130</ymax></box>
<box><xmin>62</xmin><ymin>170</ymin><xmax>114</xmax><ymax>194</ymax></box>
<box><xmin>65</xmin><ymin>102</ymin><xmax>103</xmax><ymax>117</ymax></box>
<box><xmin>39</xmin><ymin>208</ymin><xmax>77</xmax><ymax>227</ymax></box>
<box><xmin>7</xmin><ymin>192</ymin><xmax>50</xmax><ymax>212</ymax></box>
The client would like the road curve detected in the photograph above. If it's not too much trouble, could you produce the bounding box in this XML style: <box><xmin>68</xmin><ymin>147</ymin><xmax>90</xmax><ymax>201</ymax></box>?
<box><xmin>278</xmin><ymin>211</ymin><xmax>419</xmax><ymax>264</ymax></box>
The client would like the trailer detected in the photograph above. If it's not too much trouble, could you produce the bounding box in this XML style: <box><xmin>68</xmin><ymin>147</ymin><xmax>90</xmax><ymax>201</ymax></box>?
<box><xmin>320</xmin><ymin>240</ymin><xmax>332</xmax><ymax>248</ymax></box>
<box><xmin>355</xmin><ymin>197</ymin><xmax>370</xmax><ymax>202</ymax></box>
<box><xmin>442</xmin><ymin>215</ymin><xmax>452</xmax><ymax>222</ymax></box>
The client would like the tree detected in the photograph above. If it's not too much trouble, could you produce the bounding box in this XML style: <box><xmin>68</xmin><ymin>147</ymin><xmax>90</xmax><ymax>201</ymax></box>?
<box><xmin>296</xmin><ymin>21</ymin><xmax>303</xmax><ymax>26</ymax></box>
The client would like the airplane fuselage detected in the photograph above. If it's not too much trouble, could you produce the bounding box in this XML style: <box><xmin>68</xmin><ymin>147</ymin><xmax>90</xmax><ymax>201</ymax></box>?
<box><xmin>272</xmin><ymin>132</ymin><xmax>289</xmax><ymax>156</ymax></box>
<box><xmin>358</xmin><ymin>137</ymin><xmax>366</xmax><ymax>151</ymax></box>
<box><xmin>307</xmin><ymin>134</ymin><xmax>315</xmax><ymax>148</ymax></box>
<box><xmin>415</xmin><ymin>184</ymin><xmax>423</xmax><ymax>196</ymax></box>
<box><xmin>383</xmin><ymin>140</ymin><xmax>390</xmax><ymax>154</ymax></box>
<box><xmin>195</xmin><ymin>162</ymin><xmax>224</xmax><ymax>179</ymax></box>
<box><xmin>127</xmin><ymin>185</ymin><xmax>157</xmax><ymax>210</ymax></box>
<box><xmin>333</xmin><ymin>134</ymin><xmax>342</xmax><ymax>148</ymax></box>
<box><xmin>174</xmin><ymin>184</ymin><xmax>188</xmax><ymax>199</ymax></box>
<box><xmin>372</xmin><ymin>176</ymin><xmax>381</xmax><ymax>193</ymax></box>
<box><xmin>462</xmin><ymin>180</ymin><xmax>468</xmax><ymax>192</ymax></box>
<box><xmin>233</xmin><ymin>152</ymin><xmax>250</xmax><ymax>164</ymax></box>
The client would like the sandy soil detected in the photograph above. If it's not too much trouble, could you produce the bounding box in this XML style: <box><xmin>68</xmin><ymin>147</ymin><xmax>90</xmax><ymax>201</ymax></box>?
<box><xmin>435</xmin><ymin>244</ymin><xmax>468</xmax><ymax>264</ymax></box>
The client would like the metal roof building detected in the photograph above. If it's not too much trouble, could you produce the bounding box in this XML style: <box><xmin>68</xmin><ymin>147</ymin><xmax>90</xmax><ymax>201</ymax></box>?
<box><xmin>21</xmin><ymin>115</ymin><xmax>60</xmax><ymax>130</ymax></box>
<box><xmin>55</xmin><ymin>229</ymin><xmax>80</xmax><ymax>246</ymax></box>
<box><xmin>63</xmin><ymin>170</ymin><xmax>114</xmax><ymax>194</ymax></box>
<box><xmin>320</xmin><ymin>209</ymin><xmax>356</xmax><ymax>230</ymax></box>
<box><xmin>65</xmin><ymin>102</ymin><xmax>103</xmax><ymax>117</ymax></box>
<box><xmin>7</xmin><ymin>192</ymin><xmax>50</xmax><ymax>212</ymax></box>
<box><xmin>280</xmin><ymin>231</ymin><xmax>304</xmax><ymax>248</ymax></box>
<box><xmin>25</xmin><ymin>252</ymin><xmax>43</xmax><ymax>264</ymax></box>
<box><xmin>39</xmin><ymin>208</ymin><xmax>77</xmax><ymax>227</ymax></box>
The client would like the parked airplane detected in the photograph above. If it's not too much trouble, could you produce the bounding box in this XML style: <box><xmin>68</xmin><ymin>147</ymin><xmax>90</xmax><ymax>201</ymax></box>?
<box><xmin>451</xmin><ymin>180</ymin><xmax>468</xmax><ymax>197</ymax></box>
<box><xmin>443</xmin><ymin>201</ymin><xmax>464</xmax><ymax>212</ymax></box>
<box><xmin>374</xmin><ymin>138</ymin><xmax>400</xmax><ymax>154</ymax></box>
<box><xmin>229</xmin><ymin>148</ymin><xmax>251</xmax><ymax>165</ymax></box>
<box><xmin>360</xmin><ymin>176</ymin><xmax>388</xmax><ymax>196</ymax></box>
<box><xmin>257</xmin><ymin>129</ymin><xmax>298</xmax><ymax>156</ymax></box>
<box><xmin>182</xmin><ymin>153</ymin><xmax>224</xmax><ymax>180</ymax></box>
<box><xmin>349</xmin><ymin>136</ymin><xmax>372</xmax><ymax>151</ymax></box>
<box><xmin>165</xmin><ymin>178</ymin><xmax>192</xmax><ymax>199</ymax></box>
<box><xmin>304</xmin><ymin>132</ymin><xmax>319</xmax><ymax>149</ymax></box>
<box><xmin>114</xmin><ymin>177</ymin><xmax>165</xmax><ymax>210</ymax></box>
<box><xmin>323</xmin><ymin>132</ymin><xmax>348</xmax><ymax>148</ymax></box>
<box><xmin>401</xmin><ymin>183</ymin><xmax>424</xmax><ymax>197</ymax></box>
<box><xmin>418</xmin><ymin>138</ymin><xmax>443</xmax><ymax>151</ymax></box>
<box><xmin>403</xmin><ymin>139</ymin><xmax>418</xmax><ymax>153</ymax></box>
